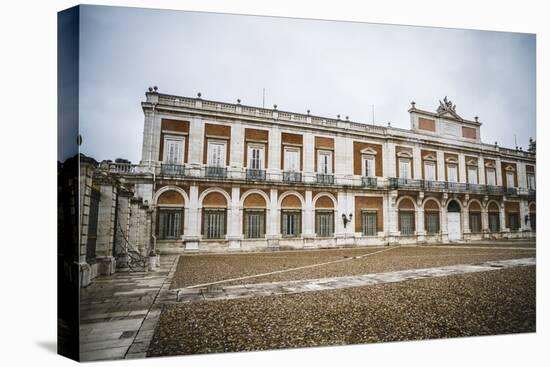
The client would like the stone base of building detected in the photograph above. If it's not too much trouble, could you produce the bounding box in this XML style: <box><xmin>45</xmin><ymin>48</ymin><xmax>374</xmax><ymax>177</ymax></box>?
<box><xmin>78</xmin><ymin>261</ymin><xmax>98</xmax><ymax>288</ymax></box>
<box><xmin>96</xmin><ymin>256</ymin><xmax>116</xmax><ymax>276</ymax></box>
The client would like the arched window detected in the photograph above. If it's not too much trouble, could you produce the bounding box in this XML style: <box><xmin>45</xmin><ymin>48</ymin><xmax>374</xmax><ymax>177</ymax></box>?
<box><xmin>202</xmin><ymin>191</ymin><xmax>228</xmax><ymax>239</ymax></box>
<box><xmin>424</xmin><ymin>199</ymin><xmax>440</xmax><ymax>234</ymax></box>
<box><xmin>315</xmin><ymin>196</ymin><xmax>335</xmax><ymax>237</ymax></box>
<box><xmin>281</xmin><ymin>194</ymin><xmax>302</xmax><ymax>237</ymax></box>
<box><xmin>468</xmin><ymin>201</ymin><xmax>482</xmax><ymax>233</ymax></box>
<box><xmin>157</xmin><ymin>190</ymin><xmax>185</xmax><ymax>240</ymax></box>
<box><xmin>243</xmin><ymin>193</ymin><xmax>267</xmax><ymax>239</ymax></box>
<box><xmin>398</xmin><ymin>198</ymin><xmax>415</xmax><ymax>235</ymax></box>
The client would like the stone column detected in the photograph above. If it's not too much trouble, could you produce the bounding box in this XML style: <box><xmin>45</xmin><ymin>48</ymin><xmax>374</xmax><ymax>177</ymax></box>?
<box><xmin>519</xmin><ymin>199</ymin><xmax>529</xmax><ymax>232</ymax></box>
<box><xmin>495</xmin><ymin>157</ymin><xmax>503</xmax><ymax>186</ymax></box>
<box><xmin>458</xmin><ymin>153</ymin><xmax>467</xmax><ymax>183</ymax></box>
<box><xmin>481</xmin><ymin>207</ymin><xmax>489</xmax><ymax>238</ymax></box>
<box><xmin>114</xmin><ymin>189</ymin><xmax>132</xmax><ymax>269</ymax></box>
<box><xmin>416</xmin><ymin>193</ymin><xmax>425</xmax><ymax>242</ymax></box>
<box><xmin>413</xmin><ymin>146</ymin><xmax>422</xmax><ymax>180</ymax></box>
<box><xmin>140</xmin><ymin>107</ymin><xmax>161</xmax><ymax>166</ymax></box>
<box><xmin>440</xmin><ymin>194</ymin><xmax>449</xmax><ymax>243</ymax></box>
<box><xmin>517</xmin><ymin>161</ymin><xmax>527</xmax><ymax>189</ymax></box>
<box><xmin>183</xmin><ymin>184</ymin><xmax>200</xmax><ymax>251</ymax></box>
<box><xmin>94</xmin><ymin>176</ymin><xmax>117</xmax><ymax>275</ymax></box>
<box><xmin>304</xmin><ymin>190</ymin><xmax>314</xmax><ymax>244</ymax></box>
<box><xmin>227</xmin><ymin>186</ymin><xmax>242</xmax><ymax>250</ymax></box>
<box><xmin>436</xmin><ymin>150</ymin><xmax>445</xmax><ymax>181</ymax></box>
<box><xmin>229</xmin><ymin>122</ymin><xmax>244</xmax><ymax>179</ymax></box>
<box><xmin>267</xmin><ymin>189</ymin><xmax>280</xmax><ymax>247</ymax></box>
<box><xmin>388</xmin><ymin>191</ymin><xmax>399</xmax><ymax>244</ymax></box>
<box><xmin>303</xmin><ymin>132</ymin><xmax>315</xmax><ymax>183</ymax></box>
<box><xmin>335</xmin><ymin>136</ymin><xmax>353</xmax><ymax>185</ymax></box>
<box><xmin>478</xmin><ymin>157</ymin><xmax>486</xmax><ymax>185</ymax></box>
<box><xmin>462</xmin><ymin>196</ymin><xmax>470</xmax><ymax>235</ymax></box>
<box><xmin>78</xmin><ymin>157</ymin><xmax>98</xmax><ymax>287</ymax></box>
<box><xmin>187</xmin><ymin>116</ymin><xmax>205</xmax><ymax>176</ymax></box>
<box><xmin>267</xmin><ymin>125</ymin><xmax>281</xmax><ymax>181</ymax></box>
<box><xmin>384</xmin><ymin>142</ymin><xmax>396</xmax><ymax>178</ymax></box>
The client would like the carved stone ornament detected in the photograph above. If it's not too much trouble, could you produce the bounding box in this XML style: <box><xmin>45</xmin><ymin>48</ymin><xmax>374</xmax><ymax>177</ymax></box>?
<box><xmin>437</xmin><ymin>96</ymin><xmax>457</xmax><ymax>115</ymax></box>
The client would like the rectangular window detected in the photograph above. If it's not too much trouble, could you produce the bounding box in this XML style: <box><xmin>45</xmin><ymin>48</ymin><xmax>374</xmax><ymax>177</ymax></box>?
<box><xmin>469</xmin><ymin>213</ymin><xmax>481</xmax><ymax>233</ymax></box>
<box><xmin>399</xmin><ymin>211</ymin><xmax>415</xmax><ymax>235</ymax></box>
<box><xmin>363</xmin><ymin>156</ymin><xmax>375</xmax><ymax>177</ymax></box>
<box><xmin>243</xmin><ymin>209</ymin><xmax>265</xmax><ymax>239</ymax></box>
<box><xmin>163</xmin><ymin>136</ymin><xmax>185</xmax><ymax>164</ymax></box>
<box><xmin>467</xmin><ymin>166</ymin><xmax>478</xmax><ymax>184</ymax></box>
<box><xmin>506</xmin><ymin>171</ymin><xmax>515</xmax><ymax>188</ymax></box>
<box><xmin>425</xmin><ymin>212</ymin><xmax>439</xmax><ymax>234</ymax></box>
<box><xmin>318</xmin><ymin>150</ymin><xmax>332</xmax><ymax>174</ymax></box>
<box><xmin>361</xmin><ymin>211</ymin><xmax>377</xmax><ymax>236</ymax></box>
<box><xmin>207</xmin><ymin>140</ymin><xmax>226</xmax><ymax>167</ymax></box>
<box><xmin>508</xmin><ymin>213</ymin><xmax>519</xmax><ymax>232</ymax></box>
<box><xmin>203</xmin><ymin>209</ymin><xmax>226</xmax><ymax>239</ymax></box>
<box><xmin>486</xmin><ymin>168</ymin><xmax>496</xmax><ymax>186</ymax></box>
<box><xmin>447</xmin><ymin>164</ymin><xmax>458</xmax><ymax>183</ymax></box>
<box><xmin>489</xmin><ymin>212</ymin><xmax>500</xmax><ymax>232</ymax></box>
<box><xmin>315</xmin><ymin>211</ymin><xmax>334</xmax><ymax>237</ymax></box>
<box><xmin>247</xmin><ymin>144</ymin><xmax>264</xmax><ymax>170</ymax></box>
<box><xmin>158</xmin><ymin>209</ymin><xmax>183</xmax><ymax>239</ymax></box>
<box><xmin>399</xmin><ymin>159</ymin><xmax>411</xmax><ymax>179</ymax></box>
<box><xmin>281</xmin><ymin>210</ymin><xmax>301</xmax><ymax>237</ymax></box>
<box><xmin>284</xmin><ymin>148</ymin><xmax>300</xmax><ymax>172</ymax></box>
<box><xmin>527</xmin><ymin>173</ymin><xmax>535</xmax><ymax>190</ymax></box>
<box><xmin>424</xmin><ymin>161</ymin><xmax>436</xmax><ymax>181</ymax></box>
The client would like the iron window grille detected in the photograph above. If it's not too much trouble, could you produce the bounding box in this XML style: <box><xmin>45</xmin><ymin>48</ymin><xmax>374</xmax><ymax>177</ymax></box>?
<box><xmin>361</xmin><ymin>211</ymin><xmax>377</xmax><ymax>236</ymax></box>
<box><xmin>399</xmin><ymin>211</ymin><xmax>415</xmax><ymax>235</ymax></box>
<box><xmin>488</xmin><ymin>212</ymin><xmax>500</xmax><ymax>233</ymax></box>
<box><xmin>158</xmin><ymin>208</ymin><xmax>184</xmax><ymax>240</ymax></box>
<box><xmin>469</xmin><ymin>212</ymin><xmax>482</xmax><ymax>233</ymax></box>
<box><xmin>86</xmin><ymin>188</ymin><xmax>100</xmax><ymax>263</ymax></box>
<box><xmin>281</xmin><ymin>210</ymin><xmax>301</xmax><ymax>237</ymax></box>
<box><xmin>315</xmin><ymin>210</ymin><xmax>334</xmax><ymax>237</ymax></box>
<box><xmin>203</xmin><ymin>208</ymin><xmax>226</xmax><ymax>239</ymax></box>
<box><xmin>243</xmin><ymin>209</ymin><xmax>266</xmax><ymax>239</ymax></box>
<box><xmin>425</xmin><ymin>211</ymin><xmax>440</xmax><ymax>234</ymax></box>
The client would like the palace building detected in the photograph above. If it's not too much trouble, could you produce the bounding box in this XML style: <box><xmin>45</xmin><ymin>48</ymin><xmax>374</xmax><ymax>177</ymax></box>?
<box><xmin>76</xmin><ymin>88</ymin><xmax>536</xmax><ymax>284</ymax></box>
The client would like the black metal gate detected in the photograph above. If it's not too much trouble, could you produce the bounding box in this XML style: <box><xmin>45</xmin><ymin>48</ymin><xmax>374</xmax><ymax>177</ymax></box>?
<box><xmin>86</xmin><ymin>188</ymin><xmax>100</xmax><ymax>263</ymax></box>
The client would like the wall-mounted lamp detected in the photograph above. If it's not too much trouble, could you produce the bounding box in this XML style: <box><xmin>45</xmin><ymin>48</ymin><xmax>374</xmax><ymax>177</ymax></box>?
<box><xmin>342</xmin><ymin>213</ymin><xmax>353</xmax><ymax>228</ymax></box>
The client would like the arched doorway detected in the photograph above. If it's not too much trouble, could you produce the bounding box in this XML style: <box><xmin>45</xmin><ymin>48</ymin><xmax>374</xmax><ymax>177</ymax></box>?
<box><xmin>447</xmin><ymin>199</ymin><xmax>461</xmax><ymax>240</ymax></box>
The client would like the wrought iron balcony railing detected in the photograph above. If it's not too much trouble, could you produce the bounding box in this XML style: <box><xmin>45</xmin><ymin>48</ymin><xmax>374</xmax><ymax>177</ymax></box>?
<box><xmin>246</xmin><ymin>168</ymin><xmax>266</xmax><ymax>181</ymax></box>
<box><xmin>467</xmin><ymin>184</ymin><xmax>487</xmax><ymax>194</ymax></box>
<box><xmin>160</xmin><ymin>163</ymin><xmax>187</xmax><ymax>176</ymax></box>
<box><xmin>487</xmin><ymin>185</ymin><xmax>504</xmax><ymax>195</ymax></box>
<box><xmin>527</xmin><ymin>189</ymin><xmax>536</xmax><ymax>199</ymax></box>
<box><xmin>423</xmin><ymin>180</ymin><xmax>447</xmax><ymax>191</ymax></box>
<box><xmin>205</xmin><ymin>166</ymin><xmax>227</xmax><ymax>179</ymax></box>
<box><xmin>316</xmin><ymin>173</ymin><xmax>334</xmax><ymax>185</ymax></box>
<box><xmin>505</xmin><ymin>187</ymin><xmax>518</xmax><ymax>196</ymax></box>
<box><xmin>283</xmin><ymin>171</ymin><xmax>302</xmax><ymax>183</ymax></box>
<box><xmin>362</xmin><ymin>176</ymin><xmax>378</xmax><ymax>188</ymax></box>
<box><xmin>388</xmin><ymin>177</ymin><xmax>424</xmax><ymax>190</ymax></box>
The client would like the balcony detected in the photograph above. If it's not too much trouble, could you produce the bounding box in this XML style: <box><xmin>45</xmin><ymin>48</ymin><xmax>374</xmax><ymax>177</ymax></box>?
<box><xmin>283</xmin><ymin>171</ymin><xmax>302</xmax><ymax>183</ymax></box>
<box><xmin>246</xmin><ymin>168</ymin><xmax>266</xmax><ymax>181</ymax></box>
<box><xmin>528</xmin><ymin>189</ymin><xmax>536</xmax><ymax>200</ymax></box>
<box><xmin>487</xmin><ymin>185</ymin><xmax>504</xmax><ymax>195</ymax></box>
<box><xmin>361</xmin><ymin>176</ymin><xmax>378</xmax><ymax>188</ymax></box>
<box><xmin>423</xmin><ymin>180</ymin><xmax>447</xmax><ymax>191</ymax></box>
<box><xmin>160</xmin><ymin>163</ymin><xmax>187</xmax><ymax>176</ymax></box>
<box><xmin>205</xmin><ymin>166</ymin><xmax>227</xmax><ymax>179</ymax></box>
<box><xmin>388</xmin><ymin>178</ymin><xmax>424</xmax><ymax>190</ymax></box>
<box><xmin>316</xmin><ymin>173</ymin><xmax>334</xmax><ymax>185</ymax></box>
<box><xmin>467</xmin><ymin>184</ymin><xmax>487</xmax><ymax>195</ymax></box>
<box><xmin>107</xmin><ymin>162</ymin><xmax>138</xmax><ymax>174</ymax></box>
<box><xmin>505</xmin><ymin>187</ymin><xmax>518</xmax><ymax>196</ymax></box>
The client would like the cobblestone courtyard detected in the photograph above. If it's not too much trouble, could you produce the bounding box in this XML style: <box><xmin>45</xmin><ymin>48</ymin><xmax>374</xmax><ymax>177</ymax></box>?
<box><xmin>79</xmin><ymin>241</ymin><xmax>536</xmax><ymax>360</ymax></box>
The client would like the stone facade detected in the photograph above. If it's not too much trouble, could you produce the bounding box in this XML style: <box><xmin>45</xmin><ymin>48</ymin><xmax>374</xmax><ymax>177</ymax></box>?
<box><xmin>105</xmin><ymin>90</ymin><xmax>536</xmax><ymax>254</ymax></box>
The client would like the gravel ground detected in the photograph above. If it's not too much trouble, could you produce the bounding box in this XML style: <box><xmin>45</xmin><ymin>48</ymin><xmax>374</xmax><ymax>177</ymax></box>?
<box><xmin>148</xmin><ymin>266</ymin><xmax>535</xmax><ymax>356</ymax></box>
<box><xmin>170</xmin><ymin>247</ymin><xmax>384</xmax><ymax>289</ymax></box>
<box><xmin>171</xmin><ymin>246</ymin><xmax>535</xmax><ymax>288</ymax></box>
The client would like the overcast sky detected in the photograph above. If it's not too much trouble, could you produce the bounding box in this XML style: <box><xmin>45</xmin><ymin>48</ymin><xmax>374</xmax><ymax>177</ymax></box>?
<box><xmin>79</xmin><ymin>5</ymin><xmax>536</xmax><ymax>163</ymax></box>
